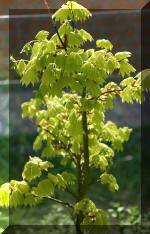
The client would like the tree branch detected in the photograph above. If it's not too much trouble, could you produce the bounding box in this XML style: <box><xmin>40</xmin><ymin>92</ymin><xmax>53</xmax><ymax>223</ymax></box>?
<box><xmin>101</xmin><ymin>88</ymin><xmax>123</xmax><ymax>96</ymax></box>
<box><xmin>88</xmin><ymin>83</ymin><xmax>140</xmax><ymax>102</ymax></box>
<box><xmin>100</xmin><ymin>83</ymin><xmax>141</xmax><ymax>97</ymax></box>
<box><xmin>88</xmin><ymin>88</ymin><xmax>123</xmax><ymax>101</ymax></box>
<box><xmin>27</xmin><ymin>117</ymin><xmax>77</xmax><ymax>166</ymax></box>
<box><xmin>44</xmin><ymin>0</ymin><xmax>67</xmax><ymax>51</ymax></box>
<box><xmin>32</xmin><ymin>193</ymin><xmax>74</xmax><ymax>208</ymax></box>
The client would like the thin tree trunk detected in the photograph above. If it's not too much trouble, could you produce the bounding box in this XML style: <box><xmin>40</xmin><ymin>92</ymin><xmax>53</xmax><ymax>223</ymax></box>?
<box><xmin>76</xmin><ymin>215</ymin><xmax>83</xmax><ymax>234</ymax></box>
<box><xmin>81</xmin><ymin>87</ymin><xmax>90</xmax><ymax>198</ymax></box>
<box><xmin>75</xmin><ymin>87</ymin><xmax>90</xmax><ymax>234</ymax></box>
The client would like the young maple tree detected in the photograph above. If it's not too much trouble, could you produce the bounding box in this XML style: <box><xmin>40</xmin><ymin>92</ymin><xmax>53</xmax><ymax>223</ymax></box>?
<box><xmin>0</xmin><ymin>1</ymin><xmax>142</xmax><ymax>233</ymax></box>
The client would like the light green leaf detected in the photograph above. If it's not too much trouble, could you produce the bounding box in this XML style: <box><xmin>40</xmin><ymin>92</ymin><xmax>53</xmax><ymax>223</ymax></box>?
<box><xmin>21</xmin><ymin>65</ymin><xmax>38</xmax><ymax>86</ymax></box>
<box><xmin>41</xmin><ymin>144</ymin><xmax>56</xmax><ymax>158</ymax></box>
<box><xmin>10</xmin><ymin>180</ymin><xmax>30</xmax><ymax>194</ymax></box>
<box><xmin>56</xmin><ymin>173</ymin><xmax>67</xmax><ymax>189</ymax></box>
<box><xmin>66</xmin><ymin>52</ymin><xmax>83</xmax><ymax>73</ymax></box>
<box><xmin>20</xmin><ymin>42</ymin><xmax>32</xmax><ymax>54</ymax></box>
<box><xmin>10</xmin><ymin>190</ymin><xmax>24</xmax><ymax>208</ymax></box>
<box><xmin>48</xmin><ymin>173</ymin><xmax>58</xmax><ymax>185</ymax></box>
<box><xmin>68</xmin><ymin>32</ymin><xmax>84</xmax><ymax>47</ymax></box>
<box><xmin>10</xmin><ymin>55</ymin><xmax>17</xmax><ymax>63</ymax></box>
<box><xmin>52</xmin><ymin>1</ymin><xmax>91</xmax><ymax>23</ymax></box>
<box><xmin>56</xmin><ymin>54</ymin><xmax>66</xmax><ymax>69</ymax></box>
<box><xmin>96</xmin><ymin>39</ymin><xmax>113</xmax><ymax>50</ymax></box>
<box><xmin>22</xmin><ymin>156</ymin><xmax>52</xmax><ymax>182</ymax></box>
<box><xmin>24</xmin><ymin>194</ymin><xmax>42</xmax><ymax>207</ymax></box>
<box><xmin>62</xmin><ymin>171</ymin><xmax>76</xmax><ymax>185</ymax></box>
<box><xmin>115</xmin><ymin>51</ymin><xmax>131</xmax><ymax>61</ymax></box>
<box><xmin>17</xmin><ymin>59</ymin><xmax>26</xmax><ymax>76</ymax></box>
<box><xmin>95</xmin><ymin>54</ymin><xmax>106</xmax><ymax>69</ymax></box>
<box><xmin>35</xmin><ymin>30</ymin><xmax>49</xmax><ymax>41</ymax></box>
<box><xmin>32</xmin><ymin>179</ymin><xmax>54</xmax><ymax>196</ymax></box>
<box><xmin>119</xmin><ymin>60</ymin><xmax>136</xmax><ymax>77</ymax></box>
<box><xmin>120</xmin><ymin>77</ymin><xmax>134</xmax><ymax>86</ymax></box>
<box><xmin>33</xmin><ymin>135</ymin><xmax>43</xmax><ymax>151</ymax></box>
<box><xmin>45</xmin><ymin>41</ymin><xmax>56</xmax><ymax>53</ymax></box>
<box><xmin>79</xmin><ymin>29</ymin><xmax>93</xmax><ymax>42</ymax></box>
<box><xmin>0</xmin><ymin>183</ymin><xmax>10</xmax><ymax>207</ymax></box>
<box><xmin>100</xmin><ymin>173</ymin><xmax>119</xmax><ymax>192</ymax></box>
<box><xmin>107</xmin><ymin>60</ymin><xmax>115</xmax><ymax>73</ymax></box>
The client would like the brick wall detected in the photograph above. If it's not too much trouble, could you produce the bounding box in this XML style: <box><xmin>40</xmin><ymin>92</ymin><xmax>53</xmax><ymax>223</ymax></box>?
<box><xmin>0</xmin><ymin>0</ymin><xmax>148</xmax><ymax>15</ymax></box>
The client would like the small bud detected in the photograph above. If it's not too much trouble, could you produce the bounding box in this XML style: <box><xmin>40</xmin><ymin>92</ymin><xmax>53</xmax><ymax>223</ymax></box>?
<box><xmin>56</xmin><ymin>45</ymin><xmax>63</xmax><ymax>49</ymax></box>
<box><xmin>101</xmin><ymin>98</ymin><xmax>106</xmax><ymax>101</ymax></box>
<box><xmin>90</xmin><ymin>215</ymin><xmax>96</xmax><ymax>219</ymax></box>
<box><xmin>54</xmin><ymin>145</ymin><xmax>60</xmax><ymax>150</ymax></box>
<box><xmin>10</xmin><ymin>187</ymin><xmax>14</xmax><ymax>192</ymax></box>
<box><xmin>132</xmin><ymin>80</ymin><xmax>136</xmax><ymax>86</ymax></box>
<box><xmin>115</xmin><ymin>90</ymin><xmax>122</xmax><ymax>96</ymax></box>
<box><xmin>64</xmin><ymin>34</ymin><xmax>67</xmax><ymax>45</ymax></box>
<box><xmin>75</xmin><ymin>29</ymin><xmax>79</xmax><ymax>34</ymax></box>
<box><xmin>64</xmin><ymin>34</ymin><xmax>67</xmax><ymax>40</ymax></box>
<box><xmin>89</xmin><ymin>96</ymin><xmax>96</xmax><ymax>100</ymax></box>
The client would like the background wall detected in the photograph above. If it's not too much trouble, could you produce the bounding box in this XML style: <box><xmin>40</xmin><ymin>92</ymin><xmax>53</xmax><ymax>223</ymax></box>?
<box><xmin>0</xmin><ymin>0</ymin><xmax>149</xmax><ymax>15</ymax></box>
